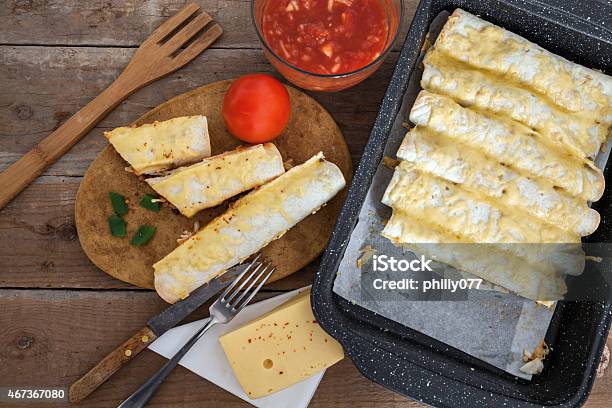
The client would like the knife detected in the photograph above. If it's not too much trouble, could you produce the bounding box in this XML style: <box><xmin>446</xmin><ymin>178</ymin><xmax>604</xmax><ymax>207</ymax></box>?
<box><xmin>68</xmin><ymin>264</ymin><xmax>248</xmax><ymax>403</ymax></box>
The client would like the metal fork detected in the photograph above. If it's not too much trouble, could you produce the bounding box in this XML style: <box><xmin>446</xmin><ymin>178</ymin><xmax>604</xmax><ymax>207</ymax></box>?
<box><xmin>117</xmin><ymin>254</ymin><xmax>275</xmax><ymax>408</ymax></box>
<box><xmin>0</xmin><ymin>2</ymin><xmax>223</xmax><ymax>210</ymax></box>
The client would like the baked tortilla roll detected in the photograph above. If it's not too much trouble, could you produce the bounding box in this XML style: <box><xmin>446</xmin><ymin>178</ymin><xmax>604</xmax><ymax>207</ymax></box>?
<box><xmin>104</xmin><ymin>115</ymin><xmax>211</xmax><ymax>175</ymax></box>
<box><xmin>382</xmin><ymin>163</ymin><xmax>583</xmax><ymax>275</ymax></box>
<box><xmin>410</xmin><ymin>91</ymin><xmax>605</xmax><ymax>201</ymax></box>
<box><xmin>154</xmin><ymin>153</ymin><xmax>346</xmax><ymax>303</ymax></box>
<box><xmin>421</xmin><ymin>50</ymin><xmax>607</xmax><ymax>158</ymax></box>
<box><xmin>434</xmin><ymin>9</ymin><xmax>612</xmax><ymax>120</ymax></box>
<box><xmin>381</xmin><ymin>211</ymin><xmax>568</xmax><ymax>301</ymax></box>
<box><xmin>146</xmin><ymin>144</ymin><xmax>285</xmax><ymax>218</ymax></box>
<box><xmin>397</xmin><ymin>128</ymin><xmax>600</xmax><ymax>236</ymax></box>
<box><xmin>383</xmin><ymin>162</ymin><xmax>578</xmax><ymax>244</ymax></box>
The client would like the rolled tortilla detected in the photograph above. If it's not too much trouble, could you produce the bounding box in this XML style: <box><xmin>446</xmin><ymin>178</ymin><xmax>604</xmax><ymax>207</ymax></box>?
<box><xmin>410</xmin><ymin>91</ymin><xmax>605</xmax><ymax>201</ymax></box>
<box><xmin>382</xmin><ymin>162</ymin><xmax>578</xmax><ymax>244</ymax></box>
<box><xmin>421</xmin><ymin>50</ymin><xmax>607</xmax><ymax>158</ymax></box>
<box><xmin>381</xmin><ymin>211</ymin><xmax>568</xmax><ymax>301</ymax></box>
<box><xmin>434</xmin><ymin>9</ymin><xmax>612</xmax><ymax>120</ymax></box>
<box><xmin>154</xmin><ymin>153</ymin><xmax>346</xmax><ymax>303</ymax></box>
<box><xmin>146</xmin><ymin>143</ymin><xmax>285</xmax><ymax>218</ymax></box>
<box><xmin>104</xmin><ymin>115</ymin><xmax>211</xmax><ymax>175</ymax></box>
<box><xmin>397</xmin><ymin>127</ymin><xmax>600</xmax><ymax>236</ymax></box>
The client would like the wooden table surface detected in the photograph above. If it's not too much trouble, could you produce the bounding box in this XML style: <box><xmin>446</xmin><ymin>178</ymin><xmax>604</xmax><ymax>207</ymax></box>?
<box><xmin>0</xmin><ymin>1</ymin><xmax>609</xmax><ymax>407</ymax></box>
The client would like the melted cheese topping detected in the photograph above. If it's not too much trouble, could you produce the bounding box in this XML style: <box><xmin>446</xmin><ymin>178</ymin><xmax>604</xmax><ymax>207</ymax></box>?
<box><xmin>383</xmin><ymin>162</ymin><xmax>578</xmax><ymax>244</ymax></box>
<box><xmin>104</xmin><ymin>116</ymin><xmax>211</xmax><ymax>175</ymax></box>
<box><xmin>381</xmin><ymin>9</ymin><xmax>609</xmax><ymax>301</ymax></box>
<box><xmin>411</xmin><ymin>91</ymin><xmax>604</xmax><ymax>201</ymax></box>
<box><xmin>422</xmin><ymin>50</ymin><xmax>607</xmax><ymax>158</ymax></box>
<box><xmin>436</xmin><ymin>9</ymin><xmax>612</xmax><ymax>118</ymax></box>
<box><xmin>382</xmin><ymin>212</ymin><xmax>568</xmax><ymax>300</ymax></box>
<box><xmin>153</xmin><ymin>153</ymin><xmax>346</xmax><ymax>303</ymax></box>
<box><xmin>146</xmin><ymin>144</ymin><xmax>285</xmax><ymax>218</ymax></box>
<box><xmin>397</xmin><ymin>128</ymin><xmax>599</xmax><ymax>236</ymax></box>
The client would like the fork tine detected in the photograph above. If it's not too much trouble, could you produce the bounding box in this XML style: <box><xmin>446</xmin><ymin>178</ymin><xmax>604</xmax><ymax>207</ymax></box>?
<box><xmin>170</xmin><ymin>23</ymin><xmax>223</xmax><ymax>67</ymax></box>
<box><xmin>220</xmin><ymin>253</ymin><xmax>262</xmax><ymax>300</ymax></box>
<box><xmin>147</xmin><ymin>2</ymin><xmax>200</xmax><ymax>43</ymax></box>
<box><xmin>229</xmin><ymin>262</ymin><xmax>271</xmax><ymax>309</ymax></box>
<box><xmin>234</xmin><ymin>265</ymin><xmax>275</xmax><ymax>312</ymax></box>
<box><xmin>224</xmin><ymin>261</ymin><xmax>265</xmax><ymax>304</ymax></box>
<box><xmin>162</xmin><ymin>12</ymin><xmax>213</xmax><ymax>54</ymax></box>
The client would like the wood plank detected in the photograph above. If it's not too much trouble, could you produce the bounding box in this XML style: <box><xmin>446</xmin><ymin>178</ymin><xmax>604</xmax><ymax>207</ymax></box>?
<box><xmin>0</xmin><ymin>46</ymin><xmax>397</xmax><ymax>177</ymax></box>
<box><xmin>0</xmin><ymin>289</ymin><xmax>418</xmax><ymax>407</ymax></box>
<box><xmin>0</xmin><ymin>176</ymin><xmax>125</xmax><ymax>289</ymax></box>
<box><xmin>0</xmin><ymin>289</ymin><xmax>609</xmax><ymax>407</ymax></box>
<box><xmin>0</xmin><ymin>0</ymin><xmax>416</xmax><ymax>49</ymax></box>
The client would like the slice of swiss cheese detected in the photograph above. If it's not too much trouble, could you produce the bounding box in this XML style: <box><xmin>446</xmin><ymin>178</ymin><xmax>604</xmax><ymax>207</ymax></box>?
<box><xmin>219</xmin><ymin>288</ymin><xmax>344</xmax><ymax>399</ymax></box>
<box><xmin>146</xmin><ymin>143</ymin><xmax>285</xmax><ymax>218</ymax></box>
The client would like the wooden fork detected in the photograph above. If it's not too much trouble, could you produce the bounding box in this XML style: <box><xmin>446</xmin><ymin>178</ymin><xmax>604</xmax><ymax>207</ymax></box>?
<box><xmin>0</xmin><ymin>2</ymin><xmax>222</xmax><ymax>210</ymax></box>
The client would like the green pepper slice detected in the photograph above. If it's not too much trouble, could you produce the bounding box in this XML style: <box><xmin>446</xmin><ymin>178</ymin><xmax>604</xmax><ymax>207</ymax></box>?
<box><xmin>139</xmin><ymin>194</ymin><xmax>161</xmax><ymax>212</ymax></box>
<box><xmin>109</xmin><ymin>192</ymin><xmax>128</xmax><ymax>216</ymax></box>
<box><xmin>130</xmin><ymin>225</ymin><xmax>156</xmax><ymax>246</ymax></box>
<box><xmin>108</xmin><ymin>214</ymin><xmax>127</xmax><ymax>237</ymax></box>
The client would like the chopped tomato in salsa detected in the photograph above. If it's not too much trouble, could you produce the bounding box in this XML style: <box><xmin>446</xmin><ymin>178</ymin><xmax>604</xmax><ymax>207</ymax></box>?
<box><xmin>262</xmin><ymin>0</ymin><xmax>388</xmax><ymax>75</ymax></box>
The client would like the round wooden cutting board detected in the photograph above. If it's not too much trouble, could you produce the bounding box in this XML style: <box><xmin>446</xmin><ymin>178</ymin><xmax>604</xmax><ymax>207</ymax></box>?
<box><xmin>75</xmin><ymin>79</ymin><xmax>352</xmax><ymax>289</ymax></box>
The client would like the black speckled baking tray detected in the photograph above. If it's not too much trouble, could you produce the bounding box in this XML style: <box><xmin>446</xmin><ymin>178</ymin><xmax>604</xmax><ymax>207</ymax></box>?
<box><xmin>311</xmin><ymin>0</ymin><xmax>612</xmax><ymax>406</ymax></box>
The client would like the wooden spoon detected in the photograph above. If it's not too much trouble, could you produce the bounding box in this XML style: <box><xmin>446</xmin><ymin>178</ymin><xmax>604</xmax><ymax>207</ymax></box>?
<box><xmin>0</xmin><ymin>2</ymin><xmax>222</xmax><ymax>210</ymax></box>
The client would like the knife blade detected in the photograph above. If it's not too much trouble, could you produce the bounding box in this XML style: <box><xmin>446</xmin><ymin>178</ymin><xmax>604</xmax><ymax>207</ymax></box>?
<box><xmin>146</xmin><ymin>263</ymin><xmax>247</xmax><ymax>336</ymax></box>
<box><xmin>69</xmin><ymin>263</ymin><xmax>248</xmax><ymax>403</ymax></box>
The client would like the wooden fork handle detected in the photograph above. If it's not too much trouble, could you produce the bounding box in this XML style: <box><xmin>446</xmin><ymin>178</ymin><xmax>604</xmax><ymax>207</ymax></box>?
<box><xmin>0</xmin><ymin>74</ymin><xmax>140</xmax><ymax>210</ymax></box>
<box><xmin>69</xmin><ymin>326</ymin><xmax>158</xmax><ymax>404</ymax></box>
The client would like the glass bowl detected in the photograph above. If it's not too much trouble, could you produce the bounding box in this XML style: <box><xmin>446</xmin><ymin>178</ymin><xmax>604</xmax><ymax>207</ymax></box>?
<box><xmin>251</xmin><ymin>0</ymin><xmax>404</xmax><ymax>92</ymax></box>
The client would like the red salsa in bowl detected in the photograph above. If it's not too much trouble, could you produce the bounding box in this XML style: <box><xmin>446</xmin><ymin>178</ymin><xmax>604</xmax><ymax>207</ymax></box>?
<box><xmin>252</xmin><ymin>0</ymin><xmax>402</xmax><ymax>91</ymax></box>
<box><xmin>263</xmin><ymin>0</ymin><xmax>388</xmax><ymax>75</ymax></box>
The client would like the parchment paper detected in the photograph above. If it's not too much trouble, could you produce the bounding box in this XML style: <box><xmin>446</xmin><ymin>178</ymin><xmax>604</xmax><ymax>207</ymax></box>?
<box><xmin>332</xmin><ymin>12</ymin><xmax>611</xmax><ymax>380</ymax></box>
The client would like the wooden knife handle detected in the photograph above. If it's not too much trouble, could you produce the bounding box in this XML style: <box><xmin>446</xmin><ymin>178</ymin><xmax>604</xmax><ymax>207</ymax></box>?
<box><xmin>69</xmin><ymin>326</ymin><xmax>158</xmax><ymax>403</ymax></box>
<box><xmin>0</xmin><ymin>74</ymin><xmax>139</xmax><ymax>211</ymax></box>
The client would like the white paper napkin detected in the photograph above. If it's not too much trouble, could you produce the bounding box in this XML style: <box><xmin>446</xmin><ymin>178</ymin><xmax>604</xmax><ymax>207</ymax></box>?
<box><xmin>148</xmin><ymin>286</ymin><xmax>324</xmax><ymax>408</ymax></box>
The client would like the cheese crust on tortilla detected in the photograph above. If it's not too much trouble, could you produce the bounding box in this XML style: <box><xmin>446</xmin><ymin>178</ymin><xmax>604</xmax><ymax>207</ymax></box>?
<box><xmin>382</xmin><ymin>162</ymin><xmax>578</xmax><ymax>244</ymax></box>
<box><xmin>146</xmin><ymin>143</ymin><xmax>285</xmax><ymax>217</ymax></box>
<box><xmin>410</xmin><ymin>91</ymin><xmax>604</xmax><ymax>202</ymax></box>
<box><xmin>422</xmin><ymin>51</ymin><xmax>607</xmax><ymax>158</ymax></box>
<box><xmin>104</xmin><ymin>115</ymin><xmax>211</xmax><ymax>175</ymax></box>
<box><xmin>434</xmin><ymin>9</ymin><xmax>612</xmax><ymax>120</ymax></box>
<box><xmin>381</xmin><ymin>9</ymin><xmax>610</xmax><ymax>301</ymax></box>
<box><xmin>154</xmin><ymin>153</ymin><xmax>346</xmax><ymax>303</ymax></box>
<box><xmin>381</xmin><ymin>212</ymin><xmax>568</xmax><ymax>301</ymax></box>
<box><xmin>397</xmin><ymin>128</ymin><xmax>599</xmax><ymax>236</ymax></box>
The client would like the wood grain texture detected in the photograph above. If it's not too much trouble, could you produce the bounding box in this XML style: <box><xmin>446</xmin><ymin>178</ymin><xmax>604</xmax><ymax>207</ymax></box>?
<box><xmin>0</xmin><ymin>46</ymin><xmax>395</xmax><ymax>176</ymax></box>
<box><xmin>0</xmin><ymin>3</ymin><xmax>224</xmax><ymax>210</ymax></box>
<box><xmin>0</xmin><ymin>0</ymin><xmax>415</xmax><ymax>49</ymax></box>
<box><xmin>0</xmin><ymin>290</ymin><xmax>609</xmax><ymax>408</ymax></box>
<box><xmin>69</xmin><ymin>325</ymin><xmax>158</xmax><ymax>403</ymax></box>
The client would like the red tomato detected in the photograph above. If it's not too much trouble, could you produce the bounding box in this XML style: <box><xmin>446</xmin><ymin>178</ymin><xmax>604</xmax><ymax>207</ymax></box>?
<box><xmin>222</xmin><ymin>74</ymin><xmax>291</xmax><ymax>143</ymax></box>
